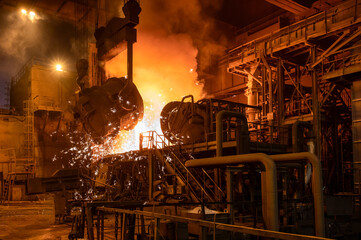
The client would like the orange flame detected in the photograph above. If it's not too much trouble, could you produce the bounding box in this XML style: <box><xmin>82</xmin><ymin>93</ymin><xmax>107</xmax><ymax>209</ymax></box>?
<box><xmin>105</xmin><ymin>32</ymin><xmax>204</xmax><ymax>153</ymax></box>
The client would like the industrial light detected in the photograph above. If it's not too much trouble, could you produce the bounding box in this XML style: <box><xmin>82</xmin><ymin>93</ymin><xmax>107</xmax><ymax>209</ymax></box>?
<box><xmin>55</xmin><ymin>64</ymin><xmax>63</xmax><ymax>72</ymax></box>
<box><xmin>20</xmin><ymin>8</ymin><xmax>39</xmax><ymax>22</ymax></box>
<box><xmin>52</xmin><ymin>58</ymin><xmax>65</xmax><ymax>72</ymax></box>
<box><xmin>28</xmin><ymin>11</ymin><xmax>36</xmax><ymax>21</ymax></box>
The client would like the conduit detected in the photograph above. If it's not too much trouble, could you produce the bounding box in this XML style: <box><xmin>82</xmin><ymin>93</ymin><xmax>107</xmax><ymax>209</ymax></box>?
<box><xmin>216</xmin><ymin>110</ymin><xmax>249</xmax><ymax>156</ymax></box>
<box><xmin>185</xmin><ymin>153</ymin><xmax>279</xmax><ymax>231</ymax></box>
<box><xmin>292</xmin><ymin>121</ymin><xmax>313</xmax><ymax>153</ymax></box>
<box><xmin>211</xmin><ymin>111</ymin><xmax>324</xmax><ymax>236</ymax></box>
<box><xmin>269</xmin><ymin>152</ymin><xmax>325</xmax><ymax>237</ymax></box>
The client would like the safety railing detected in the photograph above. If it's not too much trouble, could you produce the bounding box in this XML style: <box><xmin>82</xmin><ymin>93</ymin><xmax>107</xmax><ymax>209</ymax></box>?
<box><xmin>140</xmin><ymin>131</ymin><xmax>225</xmax><ymax>203</ymax></box>
<box><xmin>94</xmin><ymin>206</ymin><xmax>334</xmax><ymax>240</ymax></box>
<box><xmin>284</xmin><ymin>97</ymin><xmax>312</xmax><ymax>118</ymax></box>
<box><xmin>248</xmin><ymin>122</ymin><xmax>289</xmax><ymax>146</ymax></box>
<box><xmin>205</xmin><ymin>118</ymin><xmax>289</xmax><ymax>146</ymax></box>
<box><xmin>227</xmin><ymin>0</ymin><xmax>361</xmax><ymax>67</ymax></box>
<box><xmin>320</xmin><ymin>44</ymin><xmax>361</xmax><ymax>78</ymax></box>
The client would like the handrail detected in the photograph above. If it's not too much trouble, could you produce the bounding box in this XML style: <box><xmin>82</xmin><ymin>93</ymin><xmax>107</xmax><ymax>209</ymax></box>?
<box><xmin>227</xmin><ymin>0</ymin><xmax>361</xmax><ymax>65</ymax></box>
<box><xmin>152</xmin><ymin>131</ymin><xmax>215</xmax><ymax>202</ymax></box>
<box><xmin>201</xmin><ymin>168</ymin><xmax>225</xmax><ymax>198</ymax></box>
<box><xmin>141</xmin><ymin>130</ymin><xmax>223</xmax><ymax>202</ymax></box>
<box><xmin>168</xmin><ymin>95</ymin><xmax>194</xmax><ymax>131</ymax></box>
<box><xmin>98</xmin><ymin>206</ymin><xmax>333</xmax><ymax>240</ymax></box>
<box><xmin>165</xmin><ymin>134</ymin><xmax>226</xmax><ymax>199</ymax></box>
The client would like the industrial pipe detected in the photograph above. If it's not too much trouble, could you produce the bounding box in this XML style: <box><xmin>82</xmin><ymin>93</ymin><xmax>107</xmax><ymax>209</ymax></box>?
<box><xmin>185</xmin><ymin>153</ymin><xmax>279</xmax><ymax>231</ymax></box>
<box><xmin>245</xmin><ymin>73</ymin><xmax>260</xmax><ymax>122</ymax></box>
<box><xmin>216</xmin><ymin>110</ymin><xmax>249</xmax><ymax>156</ymax></box>
<box><xmin>292</xmin><ymin>121</ymin><xmax>313</xmax><ymax>153</ymax></box>
<box><xmin>269</xmin><ymin>152</ymin><xmax>325</xmax><ymax>237</ymax></box>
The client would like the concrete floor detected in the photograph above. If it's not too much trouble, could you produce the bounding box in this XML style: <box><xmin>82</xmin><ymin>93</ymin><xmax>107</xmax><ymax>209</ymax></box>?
<box><xmin>0</xmin><ymin>200</ymin><xmax>70</xmax><ymax>240</ymax></box>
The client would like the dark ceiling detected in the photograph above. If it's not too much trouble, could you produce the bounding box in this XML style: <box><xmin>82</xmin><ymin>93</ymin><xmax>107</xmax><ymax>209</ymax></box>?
<box><xmin>0</xmin><ymin>0</ymin><xmax>319</xmax><ymax>29</ymax></box>
<box><xmin>216</xmin><ymin>0</ymin><xmax>283</xmax><ymax>28</ymax></box>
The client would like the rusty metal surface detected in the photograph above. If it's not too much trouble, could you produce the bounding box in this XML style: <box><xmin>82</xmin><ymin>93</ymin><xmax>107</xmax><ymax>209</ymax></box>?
<box><xmin>74</xmin><ymin>77</ymin><xmax>143</xmax><ymax>143</ymax></box>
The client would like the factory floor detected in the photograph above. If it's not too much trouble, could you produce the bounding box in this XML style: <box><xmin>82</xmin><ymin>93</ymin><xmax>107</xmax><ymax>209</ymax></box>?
<box><xmin>0</xmin><ymin>199</ymin><xmax>70</xmax><ymax>240</ymax></box>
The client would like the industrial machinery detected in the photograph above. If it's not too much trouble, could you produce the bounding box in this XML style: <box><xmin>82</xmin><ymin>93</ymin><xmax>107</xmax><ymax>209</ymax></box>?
<box><xmin>61</xmin><ymin>101</ymin><xmax>334</xmax><ymax>239</ymax></box>
<box><xmin>73</xmin><ymin>77</ymin><xmax>143</xmax><ymax>143</ymax></box>
<box><xmin>54</xmin><ymin>92</ymin><xmax>330</xmax><ymax>238</ymax></box>
<box><xmin>73</xmin><ymin>0</ymin><xmax>143</xmax><ymax>143</ymax></box>
<box><xmin>19</xmin><ymin>1</ymin><xmax>361</xmax><ymax>240</ymax></box>
<box><xmin>160</xmin><ymin>95</ymin><xmax>261</xmax><ymax>144</ymax></box>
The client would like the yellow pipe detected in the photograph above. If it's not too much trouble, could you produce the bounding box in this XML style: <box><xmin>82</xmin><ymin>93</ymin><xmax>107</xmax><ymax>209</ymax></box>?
<box><xmin>269</xmin><ymin>152</ymin><xmax>325</xmax><ymax>237</ymax></box>
<box><xmin>216</xmin><ymin>110</ymin><xmax>249</xmax><ymax>157</ymax></box>
<box><xmin>185</xmin><ymin>153</ymin><xmax>279</xmax><ymax>231</ymax></box>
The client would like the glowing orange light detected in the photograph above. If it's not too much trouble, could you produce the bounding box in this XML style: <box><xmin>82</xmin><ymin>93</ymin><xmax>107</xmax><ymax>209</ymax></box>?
<box><xmin>21</xmin><ymin>9</ymin><xmax>27</xmax><ymax>15</ymax></box>
<box><xmin>99</xmin><ymin>32</ymin><xmax>204</xmax><ymax>155</ymax></box>
<box><xmin>55</xmin><ymin>64</ymin><xmax>63</xmax><ymax>72</ymax></box>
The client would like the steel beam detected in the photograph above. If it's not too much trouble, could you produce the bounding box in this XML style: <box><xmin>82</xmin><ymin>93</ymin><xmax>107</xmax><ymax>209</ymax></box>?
<box><xmin>319</xmin><ymin>84</ymin><xmax>336</xmax><ymax>108</ymax></box>
<box><xmin>265</xmin><ymin>0</ymin><xmax>309</xmax><ymax>15</ymax></box>
<box><xmin>277</xmin><ymin>59</ymin><xmax>284</xmax><ymax>124</ymax></box>
<box><xmin>127</xmin><ymin>40</ymin><xmax>133</xmax><ymax>82</ymax></box>
<box><xmin>232</xmin><ymin>67</ymin><xmax>263</xmax><ymax>86</ymax></box>
<box><xmin>281</xmin><ymin>62</ymin><xmax>313</xmax><ymax>113</ymax></box>
<box><xmin>312</xmin><ymin>47</ymin><xmax>321</xmax><ymax>158</ymax></box>
<box><xmin>261</xmin><ymin>54</ymin><xmax>273</xmax><ymax>117</ymax></box>
<box><xmin>56</xmin><ymin>1</ymin><xmax>67</xmax><ymax>13</ymax></box>
<box><xmin>311</xmin><ymin>29</ymin><xmax>361</xmax><ymax>68</ymax></box>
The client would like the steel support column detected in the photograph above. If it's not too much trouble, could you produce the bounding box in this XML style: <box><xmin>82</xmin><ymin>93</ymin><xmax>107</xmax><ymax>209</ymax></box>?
<box><xmin>277</xmin><ymin>59</ymin><xmax>284</xmax><ymax>124</ymax></box>
<box><xmin>148</xmin><ymin>151</ymin><xmax>154</xmax><ymax>200</ymax></box>
<box><xmin>312</xmin><ymin>47</ymin><xmax>321</xmax><ymax>157</ymax></box>
<box><xmin>226</xmin><ymin>169</ymin><xmax>234</xmax><ymax>225</ymax></box>
<box><xmin>127</xmin><ymin>40</ymin><xmax>133</xmax><ymax>82</ymax></box>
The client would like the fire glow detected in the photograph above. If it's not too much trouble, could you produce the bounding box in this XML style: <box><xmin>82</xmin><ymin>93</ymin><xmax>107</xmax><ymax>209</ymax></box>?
<box><xmin>105</xmin><ymin>32</ymin><xmax>204</xmax><ymax>154</ymax></box>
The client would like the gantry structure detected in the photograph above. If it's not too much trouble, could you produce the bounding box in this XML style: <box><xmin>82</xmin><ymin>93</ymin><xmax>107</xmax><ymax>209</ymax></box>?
<box><xmin>224</xmin><ymin>0</ymin><xmax>360</xmax><ymax>194</ymax></box>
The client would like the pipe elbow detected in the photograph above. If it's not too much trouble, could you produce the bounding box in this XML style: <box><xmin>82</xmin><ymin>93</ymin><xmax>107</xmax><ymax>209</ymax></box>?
<box><xmin>255</xmin><ymin>153</ymin><xmax>276</xmax><ymax>171</ymax></box>
<box><xmin>303</xmin><ymin>152</ymin><xmax>321</xmax><ymax>169</ymax></box>
<box><xmin>216</xmin><ymin>110</ymin><xmax>248</xmax><ymax>125</ymax></box>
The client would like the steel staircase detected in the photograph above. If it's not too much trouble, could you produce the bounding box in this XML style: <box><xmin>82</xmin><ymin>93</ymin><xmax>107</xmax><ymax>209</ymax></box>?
<box><xmin>143</xmin><ymin>131</ymin><xmax>225</xmax><ymax>203</ymax></box>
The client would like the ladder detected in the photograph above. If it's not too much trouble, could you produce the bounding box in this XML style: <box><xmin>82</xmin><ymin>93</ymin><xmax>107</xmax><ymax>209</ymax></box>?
<box><xmin>23</xmin><ymin>100</ymin><xmax>35</xmax><ymax>176</ymax></box>
<box><xmin>1</xmin><ymin>173</ymin><xmax>15</xmax><ymax>203</ymax></box>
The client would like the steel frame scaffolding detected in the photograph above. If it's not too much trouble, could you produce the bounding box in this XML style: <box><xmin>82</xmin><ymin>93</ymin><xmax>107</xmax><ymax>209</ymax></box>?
<box><xmin>224</xmin><ymin>0</ymin><xmax>359</xmax><ymax>194</ymax></box>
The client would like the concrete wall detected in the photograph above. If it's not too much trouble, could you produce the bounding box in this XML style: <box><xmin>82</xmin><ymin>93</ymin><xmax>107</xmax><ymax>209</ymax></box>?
<box><xmin>11</xmin><ymin>63</ymin><xmax>77</xmax><ymax>113</ymax></box>
<box><xmin>9</xmin><ymin>62</ymin><xmax>78</xmax><ymax>178</ymax></box>
<box><xmin>0</xmin><ymin>115</ymin><xmax>25</xmax><ymax>177</ymax></box>
<box><xmin>31</xmin><ymin>65</ymin><xmax>77</xmax><ymax>111</ymax></box>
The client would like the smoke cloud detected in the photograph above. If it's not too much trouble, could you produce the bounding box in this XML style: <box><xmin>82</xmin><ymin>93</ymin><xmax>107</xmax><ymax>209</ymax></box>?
<box><xmin>106</xmin><ymin>0</ymin><xmax>229</xmax><ymax>101</ymax></box>
<box><xmin>0</xmin><ymin>9</ymin><xmax>45</xmax><ymax>61</ymax></box>
<box><xmin>104</xmin><ymin>0</ymin><xmax>229</xmax><ymax>152</ymax></box>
